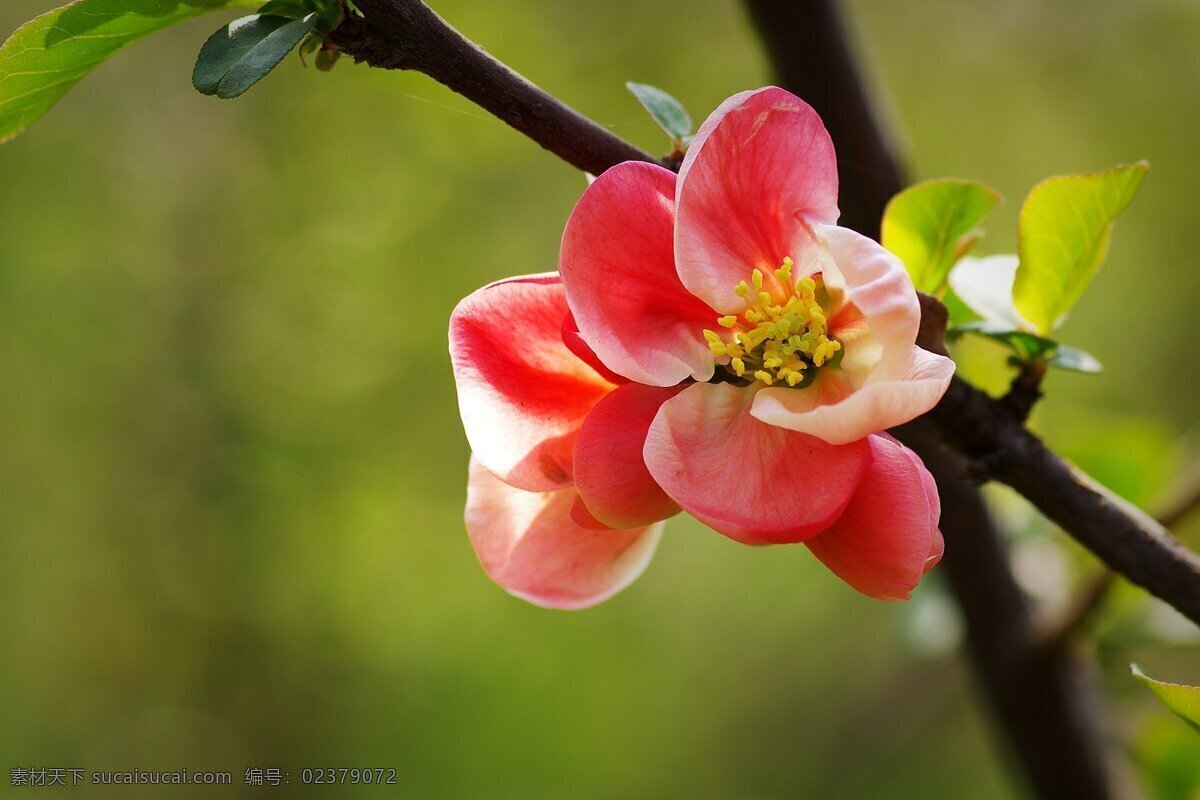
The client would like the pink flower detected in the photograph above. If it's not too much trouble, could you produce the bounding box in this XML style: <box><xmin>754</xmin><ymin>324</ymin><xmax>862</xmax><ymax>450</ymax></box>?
<box><xmin>449</xmin><ymin>87</ymin><xmax>954</xmax><ymax>609</ymax></box>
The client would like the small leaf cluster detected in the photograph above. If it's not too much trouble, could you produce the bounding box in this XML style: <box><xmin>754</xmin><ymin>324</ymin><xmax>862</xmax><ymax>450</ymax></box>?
<box><xmin>625</xmin><ymin>82</ymin><xmax>692</xmax><ymax>155</ymax></box>
<box><xmin>881</xmin><ymin>163</ymin><xmax>1149</xmax><ymax>375</ymax></box>
<box><xmin>195</xmin><ymin>0</ymin><xmax>348</xmax><ymax>99</ymax></box>
<box><xmin>0</xmin><ymin>0</ymin><xmax>351</xmax><ymax>143</ymax></box>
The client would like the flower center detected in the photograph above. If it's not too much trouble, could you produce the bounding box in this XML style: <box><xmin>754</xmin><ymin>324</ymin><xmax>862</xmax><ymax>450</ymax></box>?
<box><xmin>703</xmin><ymin>257</ymin><xmax>842</xmax><ymax>387</ymax></box>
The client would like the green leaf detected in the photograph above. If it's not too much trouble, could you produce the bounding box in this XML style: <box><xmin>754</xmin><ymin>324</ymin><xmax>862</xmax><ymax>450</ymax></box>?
<box><xmin>947</xmin><ymin>254</ymin><xmax>1025</xmax><ymax>329</ymax></box>
<box><xmin>1047</xmin><ymin>344</ymin><xmax>1103</xmax><ymax>373</ymax></box>
<box><xmin>257</xmin><ymin>0</ymin><xmax>311</xmax><ymax>18</ymax></box>
<box><xmin>193</xmin><ymin>12</ymin><xmax>316</xmax><ymax>99</ymax></box>
<box><xmin>881</xmin><ymin>179</ymin><xmax>1002</xmax><ymax>295</ymax></box>
<box><xmin>951</xmin><ymin>321</ymin><xmax>1057</xmax><ymax>362</ymax></box>
<box><xmin>1014</xmin><ymin>162</ymin><xmax>1149</xmax><ymax>334</ymax></box>
<box><xmin>0</xmin><ymin>0</ymin><xmax>259</xmax><ymax>144</ymax></box>
<box><xmin>1133</xmin><ymin>664</ymin><xmax>1200</xmax><ymax>735</ymax></box>
<box><xmin>951</xmin><ymin>321</ymin><xmax>1103</xmax><ymax>373</ymax></box>
<box><xmin>626</xmin><ymin>81</ymin><xmax>691</xmax><ymax>143</ymax></box>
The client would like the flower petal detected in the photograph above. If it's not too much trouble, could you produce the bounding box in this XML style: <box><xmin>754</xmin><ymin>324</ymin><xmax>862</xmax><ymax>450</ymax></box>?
<box><xmin>561</xmin><ymin>309</ymin><xmax>628</xmax><ymax>385</ymax></box>
<box><xmin>816</xmin><ymin>224</ymin><xmax>921</xmax><ymax>378</ymax></box>
<box><xmin>643</xmin><ymin>381</ymin><xmax>870</xmax><ymax>545</ymax></box>
<box><xmin>560</xmin><ymin>161</ymin><xmax>717</xmax><ymax>386</ymax></box>
<box><xmin>574</xmin><ymin>382</ymin><xmax>685</xmax><ymax>529</ymax></box>
<box><xmin>450</xmin><ymin>274</ymin><xmax>614</xmax><ymax>491</ymax></box>
<box><xmin>805</xmin><ymin>434</ymin><xmax>942</xmax><ymax>600</ymax></box>
<box><xmin>947</xmin><ymin>254</ymin><xmax>1030</xmax><ymax>329</ymax></box>
<box><xmin>465</xmin><ymin>458</ymin><xmax>663</xmax><ymax>610</ymax></box>
<box><xmin>751</xmin><ymin>345</ymin><xmax>955</xmax><ymax>445</ymax></box>
<box><xmin>675</xmin><ymin>87</ymin><xmax>839</xmax><ymax>312</ymax></box>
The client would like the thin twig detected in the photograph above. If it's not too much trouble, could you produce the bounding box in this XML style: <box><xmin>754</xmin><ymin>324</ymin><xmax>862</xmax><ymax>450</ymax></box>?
<box><xmin>1002</xmin><ymin>359</ymin><xmax>1048</xmax><ymax>423</ymax></box>
<box><xmin>329</xmin><ymin>1</ymin><xmax>659</xmax><ymax>175</ymax></box>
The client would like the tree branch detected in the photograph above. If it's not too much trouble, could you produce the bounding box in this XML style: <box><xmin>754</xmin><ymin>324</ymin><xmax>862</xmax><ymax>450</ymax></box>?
<box><xmin>1044</xmin><ymin>462</ymin><xmax>1200</xmax><ymax>647</ymax></box>
<box><xmin>897</xmin><ymin>420</ymin><xmax>1119</xmax><ymax>799</ymax></box>
<box><xmin>928</xmin><ymin>370</ymin><xmax>1200</xmax><ymax>625</ymax></box>
<box><xmin>736</xmin><ymin>1</ymin><xmax>1121</xmax><ymax>794</ymax></box>
<box><xmin>329</xmin><ymin>1</ymin><xmax>659</xmax><ymax>175</ymax></box>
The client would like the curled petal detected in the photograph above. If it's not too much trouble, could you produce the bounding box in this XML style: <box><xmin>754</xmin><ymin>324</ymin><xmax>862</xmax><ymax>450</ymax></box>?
<box><xmin>574</xmin><ymin>382</ymin><xmax>684</xmax><ymax>529</ymax></box>
<box><xmin>450</xmin><ymin>274</ymin><xmax>614</xmax><ymax>491</ymax></box>
<box><xmin>751</xmin><ymin>346</ymin><xmax>955</xmax><ymax>445</ymax></box>
<box><xmin>560</xmin><ymin>161</ymin><xmax>717</xmax><ymax>386</ymax></box>
<box><xmin>643</xmin><ymin>382</ymin><xmax>870</xmax><ymax>545</ymax></box>
<box><xmin>817</xmin><ymin>224</ymin><xmax>921</xmax><ymax>377</ymax></box>
<box><xmin>675</xmin><ymin>87</ymin><xmax>839</xmax><ymax>312</ymax></box>
<box><xmin>561</xmin><ymin>309</ymin><xmax>628</xmax><ymax>385</ymax></box>
<box><xmin>806</xmin><ymin>434</ymin><xmax>943</xmax><ymax>600</ymax></box>
<box><xmin>466</xmin><ymin>458</ymin><xmax>663</xmax><ymax>610</ymax></box>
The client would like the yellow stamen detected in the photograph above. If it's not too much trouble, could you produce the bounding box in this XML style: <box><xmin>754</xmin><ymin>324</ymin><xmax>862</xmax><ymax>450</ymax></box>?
<box><xmin>702</xmin><ymin>257</ymin><xmax>843</xmax><ymax>388</ymax></box>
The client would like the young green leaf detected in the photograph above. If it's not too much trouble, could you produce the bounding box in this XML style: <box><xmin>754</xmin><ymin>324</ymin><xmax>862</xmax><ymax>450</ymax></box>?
<box><xmin>951</xmin><ymin>321</ymin><xmax>1057</xmax><ymax>363</ymax></box>
<box><xmin>0</xmin><ymin>0</ymin><xmax>260</xmax><ymax>143</ymax></box>
<box><xmin>947</xmin><ymin>254</ymin><xmax>1026</xmax><ymax>330</ymax></box>
<box><xmin>1133</xmin><ymin>664</ymin><xmax>1200</xmax><ymax>735</ymax></box>
<box><xmin>194</xmin><ymin>12</ymin><xmax>316</xmax><ymax>99</ymax></box>
<box><xmin>1047</xmin><ymin>344</ymin><xmax>1103</xmax><ymax>373</ymax></box>
<box><xmin>626</xmin><ymin>82</ymin><xmax>691</xmax><ymax>143</ymax></box>
<box><xmin>1014</xmin><ymin>162</ymin><xmax>1149</xmax><ymax>335</ymax></box>
<box><xmin>881</xmin><ymin>179</ymin><xmax>1001</xmax><ymax>295</ymax></box>
<box><xmin>257</xmin><ymin>0</ymin><xmax>311</xmax><ymax>17</ymax></box>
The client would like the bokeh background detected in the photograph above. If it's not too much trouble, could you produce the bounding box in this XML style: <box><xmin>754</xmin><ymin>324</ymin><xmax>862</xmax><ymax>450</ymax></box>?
<box><xmin>2</xmin><ymin>0</ymin><xmax>1200</xmax><ymax>797</ymax></box>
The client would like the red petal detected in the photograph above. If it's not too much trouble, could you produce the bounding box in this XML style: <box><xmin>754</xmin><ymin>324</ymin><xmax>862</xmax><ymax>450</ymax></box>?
<box><xmin>643</xmin><ymin>382</ymin><xmax>870</xmax><ymax>545</ymax></box>
<box><xmin>574</xmin><ymin>382</ymin><xmax>684</xmax><ymax>528</ymax></box>
<box><xmin>675</xmin><ymin>87</ymin><xmax>840</xmax><ymax>312</ymax></box>
<box><xmin>450</xmin><ymin>274</ymin><xmax>614</xmax><ymax>491</ymax></box>
<box><xmin>805</xmin><ymin>434</ymin><xmax>943</xmax><ymax>600</ymax></box>
<box><xmin>560</xmin><ymin>161</ymin><xmax>718</xmax><ymax>386</ymax></box>
<box><xmin>561</xmin><ymin>309</ymin><xmax>628</xmax><ymax>386</ymax></box>
<box><xmin>466</xmin><ymin>459</ymin><xmax>663</xmax><ymax>609</ymax></box>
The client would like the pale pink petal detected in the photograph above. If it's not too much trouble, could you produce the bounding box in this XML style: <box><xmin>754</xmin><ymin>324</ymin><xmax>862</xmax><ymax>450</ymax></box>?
<box><xmin>465</xmin><ymin>458</ymin><xmax>663</xmax><ymax>610</ymax></box>
<box><xmin>450</xmin><ymin>274</ymin><xmax>614</xmax><ymax>492</ymax></box>
<box><xmin>574</xmin><ymin>383</ymin><xmax>684</xmax><ymax>529</ymax></box>
<box><xmin>816</xmin><ymin>224</ymin><xmax>921</xmax><ymax>377</ymax></box>
<box><xmin>751</xmin><ymin>346</ymin><xmax>955</xmax><ymax>445</ymax></box>
<box><xmin>675</xmin><ymin>87</ymin><xmax>840</xmax><ymax>312</ymax></box>
<box><xmin>806</xmin><ymin>434</ymin><xmax>942</xmax><ymax>600</ymax></box>
<box><xmin>560</xmin><ymin>161</ymin><xmax>718</xmax><ymax>386</ymax></box>
<box><xmin>643</xmin><ymin>382</ymin><xmax>870</xmax><ymax>545</ymax></box>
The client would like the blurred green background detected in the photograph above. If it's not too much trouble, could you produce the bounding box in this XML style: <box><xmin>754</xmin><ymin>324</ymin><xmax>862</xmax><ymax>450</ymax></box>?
<box><xmin>2</xmin><ymin>0</ymin><xmax>1199</xmax><ymax>797</ymax></box>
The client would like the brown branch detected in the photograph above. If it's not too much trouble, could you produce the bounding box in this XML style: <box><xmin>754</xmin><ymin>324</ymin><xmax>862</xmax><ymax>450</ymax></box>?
<box><xmin>1001</xmin><ymin>359</ymin><xmax>1048</xmax><ymax>423</ymax></box>
<box><xmin>1045</xmin><ymin>463</ymin><xmax>1200</xmax><ymax>647</ymax></box>
<box><xmin>738</xmin><ymin>1</ymin><xmax>1122</xmax><ymax>794</ymax></box>
<box><xmin>897</xmin><ymin>420</ymin><xmax>1119</xmax><ymax>799</ymax></box>
<box><xmin>328</xmin><ymin>1</ymin><xmax>659</xmax><ymax>175</ymax></box>
<box><xmin>927</xmin><ymin>369</ymin><xmax>1200</xmax><ymax>626</ymax></box>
